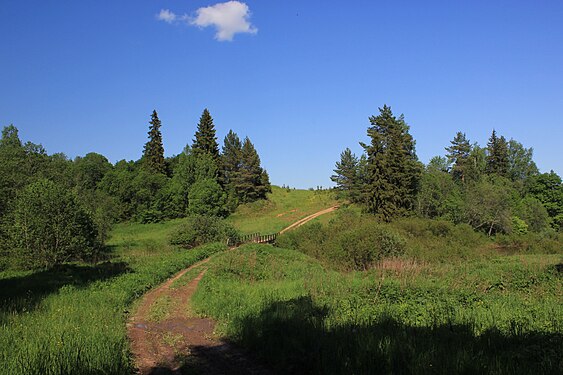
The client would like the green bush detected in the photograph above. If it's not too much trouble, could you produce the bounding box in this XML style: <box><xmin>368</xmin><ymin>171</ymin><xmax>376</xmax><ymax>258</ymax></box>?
<box><xmin>170</xmin><ymin>215</ymin><xmax>239</xmax><ymax>249</ymax></box>
<box><xmin>188</xmin><ymin>178</ymin><xmax>227</xmax><ymax>217</ymax></box>
<box><xmin>8</xmin><ymin>179</ymin><xmax>101</xmax><ymax>268</ymax></box>
<box><xmin>278</xmin><ymin>209</ymin><xmax>406</xmax><ymax>270</ymax></box>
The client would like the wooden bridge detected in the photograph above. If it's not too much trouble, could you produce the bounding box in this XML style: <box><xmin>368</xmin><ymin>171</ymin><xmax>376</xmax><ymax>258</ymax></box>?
<box><xmin>227</xmin><ymin>206</ymin><xmax>339</xmax><ymax>247</ymax></box>
<box><xmin>227</xmin><ymin>232</ymin><xmax>279</xmax><ymax>247</ymax></box>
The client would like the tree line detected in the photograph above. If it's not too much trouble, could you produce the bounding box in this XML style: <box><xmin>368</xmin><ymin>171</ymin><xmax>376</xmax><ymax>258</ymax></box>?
<box><xmin>332</xmin><ymin>105</ymin><xmax>563</xmax><ymax>235</ymax></box>
<box><xmin>0</xmin><ymin>109</ymin><xmax>270</xmax><ymax>268</ymax></box>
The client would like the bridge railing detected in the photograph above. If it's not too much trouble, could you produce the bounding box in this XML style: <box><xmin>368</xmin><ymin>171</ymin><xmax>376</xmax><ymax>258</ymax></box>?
<box><xmin>227</xmin><ymin>232</ymin><xmax>279</xmax><ymax>247</ymax></box>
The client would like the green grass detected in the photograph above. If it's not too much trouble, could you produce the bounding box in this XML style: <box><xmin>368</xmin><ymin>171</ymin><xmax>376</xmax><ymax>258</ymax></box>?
<box><xmin>192</xmin><ymin>244</ymin><xmax>563</xmax><ymax>374</ymax></box>
<box><xmin>225</xmin><ymin>186</ymin><xmax>338</xmax><ymax>234</ymax></box>
<box><xmin>0</xmin><ymin>219</ymin><xmax>226</xmax><ymax>375</ymax></box>
<box><xmin>2</xmin><ymin>191</ymin><xmax>561</xmax><ymax>374</ymax></box>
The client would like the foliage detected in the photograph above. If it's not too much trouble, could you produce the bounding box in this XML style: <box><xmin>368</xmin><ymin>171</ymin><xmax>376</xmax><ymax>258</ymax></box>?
<box><xmin>8</xmin><ymin>179</ymin><xmax>100</xmax><ymax>268</ymax></box>
<box><xmin>72</xmin><ymin>152</ymin><xmax>112</xmax><ymax>192</ymax></box>
<box><xmin>188</xmin><ymin>178</ymin><xmax>227</xmax><ymax>217</ymax></box>
<box><xmin>514</xmin><ymin>196</ymin><xmax>549</xmax><ymax>232</ymax></box>
<box><xmin>192</xmin><ymin>108</ymin><xmax>220</xmax><ymax>160</ymax></box>
<box><xmin>416</xmin><ymin>166</ymin><xmax>463</xmax><ymax>222</ymax></box>
<box><xmin>278</xmin><ymin>209</ymin><xmax>407</xmax><ymax>270</ymax></box>
<box><xmin>142</xmin><ymin>110</ymin><xmax>166</xmax><ymax>175</ymax></box>
<box><xmin>507</xmin><ymin>139</ymin><xmax>538</xmax><ymax>183</ymax></box>
<box><xmin>331</xmin><ymin>148</ymin><xmax>361</xmax><ymax>202</ymax></box>
<box><xmin>464</xmin><ymin>176</ymin><xmax>515</xmax><ymax>235</ymax></box>
<box><xmin>527</xmin><ymin>171</ymin><xmax>563</xmax><ymax>230</ymax></box>
<box><xmin>169</xmin><ymin>215</ymin><xmax>238</xmax><ymax>248</ymax></box>
<box><xmin>486</xmin><ymin>129</ymin><xmax>509</xmax><ymax>177</ymax></box>
<box><xmin>445</xmin><ymin>131</ymin><xmax>471</xmax><ymax>183</ymax></box>
<box><xmin>359</xmin><ymin>105</ymin><xmax>422</xmax><ymax>220</ymax></box>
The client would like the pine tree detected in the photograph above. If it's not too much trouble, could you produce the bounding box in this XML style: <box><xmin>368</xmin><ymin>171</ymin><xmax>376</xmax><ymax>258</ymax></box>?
<box><xmin>221</xmin><ymin>130</ymin><xmax>243</xmax><ymax>187</ymax></box>
<box><xmin>445</xmin><ymin>132</ymin><xmax>471</xmax><ymax>183</ymax></box>
<box><xmin>361</xmin><ymin>105</ymin><xmax>421</xmax><ymax>220</ymax></box>
<box><xmin>143</xmin><ymin>110</ymin><xmax>166</xmax><ymax>174</ymax></box>
<box><xmin>331</xmin><ymin>148</ymin><xmax>360</xmax><ymax>202</ymax></box>
<box><xmin>486</xmin><ymin>130</ymin><xmax>509</xmax><ymax>177</ymax></box>
<box><xmin>238</xmin><ymin>137</ymin><xmax>270</xmax><ymax>203</ymax></box>
<box><xmin>193</xmin><ymin>109</ymin><xmax>220</xmax><ymax>160</ymax></box>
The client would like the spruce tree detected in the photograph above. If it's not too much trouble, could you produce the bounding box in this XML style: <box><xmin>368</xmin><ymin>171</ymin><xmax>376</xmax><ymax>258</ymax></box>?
<box><xmin>143</xmin><ymin>110</ymin><xmax>166</xmax><ymax>174</ymax></box>
<box><xmin>331</xmin><ymin>148</ymin><xmax>360</xmax><ymax>202</ymax></box>
<box><xmin>486</xmin><ymin>130</ymin><xmax>509</xmax><ymax>177</ymax></box>
<box><xmin>221</xmin><ymin>130</ymin><xmax>243</xmax><ymax>187</ymax></box>
<box><xmin>361</xmin><ymin>105</ymin><xmax>421</xmax><ymax>220</ymax></box>
<box><xmin>238</xmin><ymin>137</ymin><xmax>270</xmax><ymax>202</ymax></box>
<box><xmin>193</xmin><ymin>109</ymin><xmax>220</xmax><ymax>160</ymax></box>
<box><xmin>445</xmin><ymin>132</ymin><xmax>471</xmax><ymax>183</ymax></box>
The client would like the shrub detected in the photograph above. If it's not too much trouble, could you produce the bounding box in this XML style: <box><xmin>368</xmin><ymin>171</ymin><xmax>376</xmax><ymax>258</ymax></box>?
<box><xmin>9</xmin><ymin>179</ymin><xmax>101</xmax><ymax>268</ymax></box>
<box><xmin>170</xmin><ymin>215</ymin><xmax>239</xmax><ymax>249</ymax></box>
<box><xmin>278</xmin><ymin>209</ymin><xmax>406</xmax><ymax>271</ymax></box>
<box><xmin>188</xmin><ymin>178</ymin><xmax>227</xmax><ymax>217</ymax></box>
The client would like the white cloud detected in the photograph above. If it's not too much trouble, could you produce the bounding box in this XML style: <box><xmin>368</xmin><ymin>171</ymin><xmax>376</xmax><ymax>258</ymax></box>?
<box><xmin>157</xmin><ymin>9</ymin><xmax>177</xmax><ymax>24</ymax></box>
<box><xmin>157</xmin><ymin>1</ymin><xmax>257</xmax><ymax>42</ymax></box>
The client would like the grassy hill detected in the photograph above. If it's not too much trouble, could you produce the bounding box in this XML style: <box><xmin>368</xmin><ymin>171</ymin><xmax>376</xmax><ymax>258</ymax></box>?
<box><xmin>226</xmin><ymin>186</ymin><xmax>338</xmax><ymax>234</ymax></box>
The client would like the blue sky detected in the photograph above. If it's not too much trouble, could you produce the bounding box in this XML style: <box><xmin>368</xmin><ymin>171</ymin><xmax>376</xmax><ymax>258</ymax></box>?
<box><xmin>1</xmin><ymin>1</ymin><xmax>562</xmax><ymax>188</ymax></box>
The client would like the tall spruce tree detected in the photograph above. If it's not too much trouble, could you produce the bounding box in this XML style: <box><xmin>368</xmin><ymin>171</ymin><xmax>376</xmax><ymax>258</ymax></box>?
<box><xmin>238</xmin><ymin>137</ymin><xmax>270</xmax><ymax>203</ymax></box>
<box><xmin>193</xmin><ymin>109</ymin><xmax>220</xmax><ymax>160</ymax></box>
<box><xmin>361</xmin><ymin>105</ymin><xmax>421</xmax><ymax>220</ymax></box>
<box><xmin>486</xmin><ymin>130</ymin><xmax>509</xmax><ymax>177</ymax></box>
<box><xmin>221</xmin><ymin>130</ymin><xmax>243</xmax><ymax>187</ymax></box>
<box><xmin>143</xmin><ymin>110</ymin><xmax>166</xmax><ymax>174</ymax></box>
<box><xmin>331</xmin><ymin>148</ymin><xmax>360</xmax><ymax>202</ymax></box>
<box><xmin>445</xmin><ymin>132</ymin><xmax>471</xmax><ymax>183</ymax></box>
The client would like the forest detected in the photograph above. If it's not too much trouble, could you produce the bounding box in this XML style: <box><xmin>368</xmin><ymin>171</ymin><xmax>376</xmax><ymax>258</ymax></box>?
<box><xmin>332</xmin><ymin>105</ymin><xmax>563</xmax><ymax>236</ymax></box>
<box><xmin>0</xmin><ymin>108</ymin><xmax>270</xmax><ymax>269</ymax></box>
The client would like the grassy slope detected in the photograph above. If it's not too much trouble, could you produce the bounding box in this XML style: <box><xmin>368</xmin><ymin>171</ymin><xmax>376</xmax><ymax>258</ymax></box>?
<box><xmin>1</xmin><ymin>187</ymin><xmax>561</xmax><ymax>374</ymax></box>
<box><xmin>0</xmin><ymin>220</ymin><xmax>226</xmax><ymax>375</ymax></box>
<box><xmin>225</xmin><ymin>186</ymin><xmax>338</xmax><ymax>234</ymax></box>
<box><xmin>192</xmin><ymin>244</ymin><xmax>563</xmax><ymax>374</ymax></box>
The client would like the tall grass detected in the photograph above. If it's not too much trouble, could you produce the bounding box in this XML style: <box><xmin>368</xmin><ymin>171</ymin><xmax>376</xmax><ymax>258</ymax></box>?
<box><xmin>192</xmin><ymin>244</ymin><xmax>563</xmax><ymax>374</ymax></box>
<box><xmin>0</xmin><ymin>219</ymin><xmax>226</xmax><ymax>375</ymax></box>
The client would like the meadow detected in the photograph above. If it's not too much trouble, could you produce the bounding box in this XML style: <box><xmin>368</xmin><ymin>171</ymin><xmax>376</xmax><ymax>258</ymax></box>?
<box><xmin>192</xmin><ymin>244</ymin><xmax>562</xmax><ymax>374</ymax></box>
<box><xmin>0</xmin><ymin>187</ymin><xmax>561</xmax><ymax>374</ymax></box>
<box><xmin>0</xmin><ymin>220</ymin><xmax>226</xmax><ymax>375</ymax></box>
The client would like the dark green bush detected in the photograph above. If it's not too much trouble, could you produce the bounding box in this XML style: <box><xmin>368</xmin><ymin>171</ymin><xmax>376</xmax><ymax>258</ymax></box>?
<box><xmin>8</xmin><ymin>179</ymin><xmax>101</xmax><ymax>268</ymax></box>
<box><xmin>170</xmin><ymin>215</ymin><xmax>239</xmax><ymax>249</ymax></box>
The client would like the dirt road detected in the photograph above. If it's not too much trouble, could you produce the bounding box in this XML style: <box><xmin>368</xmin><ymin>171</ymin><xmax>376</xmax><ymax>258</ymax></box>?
<box><xmin>127</xmin><ymin>205</ymin><xmax>338</xmax><ymax>374</ymax></box>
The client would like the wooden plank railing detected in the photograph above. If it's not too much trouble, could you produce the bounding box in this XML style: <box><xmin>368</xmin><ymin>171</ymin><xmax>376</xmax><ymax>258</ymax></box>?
<box><xmin>227</xmin><ymin>232</ymin><xmax>279</xmax><ymax>247</ymax></box>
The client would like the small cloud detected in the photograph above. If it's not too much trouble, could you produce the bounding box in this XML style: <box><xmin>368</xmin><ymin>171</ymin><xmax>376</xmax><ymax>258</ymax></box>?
<box><xmin>157</xmin><ymin>1</ymin><xmax>257</xmax><ymax>42</ymax></box>
<box><xmin>191</xmin><ymin>1</ymin><xmax>257</xmax><ymax>41</ymax></box>
<box><xmin>157</xmin><ymin>9</ymin><xmax>177</xmax><ymax>24</ymax></box>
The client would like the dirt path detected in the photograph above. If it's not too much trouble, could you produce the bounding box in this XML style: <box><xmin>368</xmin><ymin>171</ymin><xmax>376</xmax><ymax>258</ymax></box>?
<box><xmin>127</xmin><ymin>206</ymin><xmax>338</xmax><ymax>374</ymax></box>
<box><xmin>279</xmin><ymin>205</ymin><xmax>339</xmax><ymax>234</ymax></box>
